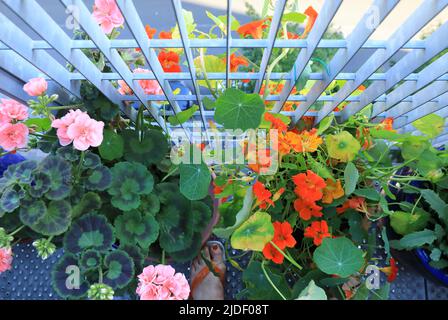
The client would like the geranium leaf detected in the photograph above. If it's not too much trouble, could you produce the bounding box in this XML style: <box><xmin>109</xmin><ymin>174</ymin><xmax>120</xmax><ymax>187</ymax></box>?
<box><xmin>214</xmin><ymin>88</ymin><xmax>265</xmax><ymax>130</ymax></box>
<box><xmin>103</xmin><ymin>250</ymin><xmax>135</xmax><ymax>289</ymax></box>
<box><xmin>114</xmin><ymin>210</ymin><xmax>159</xmax><ymax>248</ymax></box>
<box><xmin>313</xmin><ymin>237</ymin><xmax>364</xmax><ymax>278</ymax></box>
<box><xmin>85</xmin><ymin>165</ymin><xmax>112</xmax><ymax>191</ymax></box>
<box><xmin>80</xmin><ymin>249</ymin><xmax>102</xmax><ymax>271</ymax></box>
<box><xmin>123</xmin><ymin>129</ymin><xmax>168</xmax><ymax>165</ymax></box>
<box><xmin>40</xmin><ymin>156</ymin><xmax>72</xmax><ymax>200</ymax></box>
<box><xmin>344</xmin><ymin>162</ymin><xmax>359</xmax><ymax>196</ymax></box>
<box><xmin>19</xmin><ymin>198</ymin><xmax>46</xmax><ymax>227</ymax></box>
<box><xmin>191</xmin><ymin>201</ymin><xmax>212</xmax><ymax>232</ymax></box>
<box><xmin>64</xmin><ymin>213</ymin><xmax>115</xmax><ymax>254</ymax></box>
<box><xmin>99</xmin><ymin>129</ymin><xmax>124</xmax><ymax>161</ymax></box>
<box><xmin>231</xmin><ymin>211</ymin><xmax>274</xmax><ymax>251</ymax></box>
<box><xmin>31</xmin><ymin>200</ymin><xmax>72</xmax><ymax>236</ymax></box>
<box><xmin>52</xmin><ymin>253</ymin><xmax>89</xmax><ymax>299</ymax></box>
<box><xmin>71</xmin><ymin>192</ymin><xmax>102</xmax><ymax>217</ymax></box>
<box><xmin>179</xmin><ymin>162</ymin><xmax>211</xmax><ymax>200</ymax></box>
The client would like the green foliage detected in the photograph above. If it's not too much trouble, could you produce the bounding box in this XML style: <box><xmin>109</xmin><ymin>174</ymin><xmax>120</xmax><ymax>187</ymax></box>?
<box><xmin>122</xmin><ymin>129</ymin><xmax>168</xmax><ymax>165</ymax></box>
<box><xmin>80</xmin><ymin>249</ymin><xmax>102</xmax><ymax>271</ymax></box>
<box><xmin>390</xmin><ymin>210</ymin><xmax>430</xmax><ymax>236</ymax></box>
<box><xmin>52</xmin><ymin>253</ymin><xmax>89</xmax><ymax>299</ymax></box>
<box><xmin>179</xmin><ymin>162</ymin><xmax>211</xmax><ymax>200</ymax></box>
<box><xmin>214</xmin><ymin>88</ymin><xmax>265</xmax><ymax>130</ymax></box>
<box><xmin>85</xmin><ymin>165</ymin><xmax>112</xmax><ymax>191</ymax></box>
<box><xmin>114</xmin><ymin>210</ymin><xmax>159</xmax><ymax>248</ymax></box>
<box><xmin>99</xmin><ymin>129</ymin><xmax>124</xmax><ymax>161</ymax></box>
<box><xmin>30</xmin><ymin>200</ymin><xmax>72</xmax><ymax>236</ymax></box>
<box><xmin>108</xmin><ymin>162</ymin><xmax>154</xmax><ymax>211</ymax></box>
<box><xmin>102</xmin><ymin>250</ymin><xmax>135</xmax><ymax>289</ymax></box>
<box><xmin>64</xmin><ymin>213</ymin><xmax>115</xmax><ymax>254</ymax></box>
<box><xmin>39</xmin><ymin>155</ymin><xmax>72</xmax><ymax>200</ymax></box>
<box><xmin>412</xmin><ymin>114</ymin><xmax>444</xmax><ymax>138</ymax></box>
<box><xmin>390</xmin><ymin>229</ymin><xmax>437</xmax><ymax>250</ymax></box>
<box><xmin>168</xmin><ymin>105</ymin><xmax>199</xmax><ymax>126</ymax></box>
<box><xmin>313</xmin><ymin>237</ymin><xmax>364</xmax><ymax>278</ymax></box>
<box><xmin>71</xmin><ymin>192</ymin><xmax>102</xmax><ymax>217</ymax></box>
<box><xmin>343</xmin><ymin>162</ymin><xmax>359</xmax><ymax>196</ymax></box>
<box><xmin>231</xmin><ymin>212</ymin><xmax>274</xmax><ymax>251</ymax></box>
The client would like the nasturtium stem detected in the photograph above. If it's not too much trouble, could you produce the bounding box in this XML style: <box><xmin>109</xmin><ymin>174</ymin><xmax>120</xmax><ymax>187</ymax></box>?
<box><xmin>261</xmin><ymin>260</ymin><xmax>287</xmax><ymax>300</ymax></box>
<box><xmin>269</xmin><ymin>241</ymin><xmax>303</xmax><ymax>270</ymax></box>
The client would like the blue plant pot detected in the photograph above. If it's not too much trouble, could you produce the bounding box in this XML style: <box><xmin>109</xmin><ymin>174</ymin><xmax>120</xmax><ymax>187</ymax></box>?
<box><xmin>0</xmin><ymin>152</ymin><xmax>26</xmax><ymax>176</ymax></box>
<box><xmin>415</xmin><ymin>248</ymin><xmax>448</xmax><ymax>286</ymax></box>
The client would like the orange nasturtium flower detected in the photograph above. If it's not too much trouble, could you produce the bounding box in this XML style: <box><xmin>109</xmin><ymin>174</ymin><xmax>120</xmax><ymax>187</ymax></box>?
<box><xmin>229</xmin><ymin>53</ymin><xmax>249</xmax><ymax>72</ymax></box>
<box><xmin>158</xmin><ymin>50</ymin><xmax>181</xmax><ymax>73</ymax></box>
<box><xmin>301</xmin><ymin>6</ymin><xmax>318</xmax><ymax>38</ymax></box>
<box><xmin>336</xmin><ymin>196</ymin><xmax>366</xmax><ymax>214</ymax></box>
<box><xmin>253</xmin><ymin>181</ymin><xmax>274</xmax><ymax>209</ymax></box>
<box><xmin>159</xmin><ymin>31</ymin><xmax>172</xmax><ymax>39</ymax></box>
<box><xmin>294</xmin><ymin>198</ymin><xmax>323</xmax><ymax>221</ymax></box>
<box><xmin>263</xmin><ymin>221</ymin><xmax>296</xmax><ymax>264</ymax></box>
<box><xmin>322</xmin><ymin>178</ymin><xmax>345</xmax><ymax>204</ymax></box>
<box><xmin>237</xmin><ymin>18</ymin><xmax>270</xmax><ymax>39</ymax></box>
<box><xmin>299</xmin><ymin>128</ymin><xmax>323</xmax><ymax>152</ymax></box>
<box><xmin>379</xmin><ymin>117</ymin><xmax>395</xmax><ymax>131</ymax></box>
<box><xmin>292</xmin><ymin>170</ymin><xmax>327</xmax><ymax>202</ymax></box>
<box><xmin>264</xmin><ymin>113</ymin><xmax>288</xmax><ymax>132</ymax></box>
<box><xmin>279</xmin><ymin>131</ymin><xmax>303</xmax><ymax>155</ymax></box>
<box><xmin>304</xmin><ymin>220</ymin><xmax>331</xmax><ymax>246</ymax></box>
<box><xmin>136</xmin><ymin>24</ymin><xmax>157</xmax><ymax>52</ymax></box>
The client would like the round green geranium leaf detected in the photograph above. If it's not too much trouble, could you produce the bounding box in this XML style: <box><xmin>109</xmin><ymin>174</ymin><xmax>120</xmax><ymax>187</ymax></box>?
<box><xmin>40</xmin><ymin>155</ymin><xmax>72</xmax><ymax>200</ymax></box>
<box><xmin>191</xmin><ymin>201</ymin><xmax>212</xmax><ymax>232</ymax></box>
<box><xmin>80</xmin><ymin>249</ymin><xmax>102</xmax><ymax>271</ymax></box>
<box><xmin>4</xmin><ymin>160</ymin><xmax>38</xmax><ymax>184</ymax></box>
<box><xmin>214</xmin><ymin>88</ymin><xmax>265</xmax><ymax>130</ymax></box>
<box><xmin>19</xmin><ymin>199</ymin><xmax>46</xmax><ymax>227</ymax></box>
<box><xmin>52</xmin><ymin>253</ymin><xmax>89</xmax><ymax>299</ymax></box>
<box><xmin>29</xmin><ymin>172</ymin><xmax>51</xmax><ymax>198</ymax></box>
<box><xmin>0</xmin><ymin>187</ymin><xmax>23</xmax><ymax>213</ymax></box>
<box><xmin>139</xmin><ymin>193</ymin><xmax>160</xmax><ymax>216</ymax></box>
<box><xmin>123</xmin><ymin>129</ymin><xmax>168</xmax><ymax>165</ymax></box>
<box><xmin>108</xmin><ymin>162</ymin><xmax>154</xmax><ymax>211</ymax></box>
<box><xmin>179</xmin><ymin>162</ymin><xmax>211</xmax><ymax>200</ymax></box>
<box><xmin>326</xmin><ymin>131</ymin><xmax>361</xmax><ymax>162</ymax></box>
<box><xmin>169</xmin><ymin>232</ymin><xmax>203</xmax><ymax>263</ymax></box>
<box><xmin>114</xmin><ymin>210</ymin><xmax>159</xmax><ymax>248</ymax></box>
<box><xmin>31</xmin><ymin>200</ymin><xmax>72</xmax><ymax>236</ymax></box>
<box><xmin>82</xmin><ymin>152</ymin><xmax>101</xmax><ymax>169</ymax></box>
<box><xmin>103</xmin><ymin>250</ymin><xmax>134</xmax><ymax>289</ymax></box>
<box><xmin>64</xmin><ymin>213</ymin><xmax>115</xmax><ymax>254</ymax></box>
<box><xmin>71</xmin><ymin>192</ymin><xmax>102</xmax><ymax>217</ymax></box>
<box><xmin>56</xmin><ymin>146</ymin><xmax>79</xmax><ymax>162</ymax></box>
<box><xmin>85</xmin><ymin>166</ymin><xmax>112</xmax><ymax>191</ymax></box>
<box><xmin>313</xmin><ymin>237</ymin><xmax>364</xmax><ymax>278</ymax></box>
<box><xmin>99</xmin><ymin>129</ymin><xmax>124</xmax><ymax>161</ymax></box>
<box><xmin>231</xmin><ymin>211</ymin><xmax>274</xmax><ymax>251</ymax></box>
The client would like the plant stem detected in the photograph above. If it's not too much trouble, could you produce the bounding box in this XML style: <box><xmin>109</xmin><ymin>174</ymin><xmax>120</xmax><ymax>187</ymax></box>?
<box><xmin>76</xmin><ymin>151</ymin><xmax>85</xmax><ymax>181</ymax></box>
<box><xmin>9</xmin><ymin>225</ymin><xmax>25</xmax><ymax>237</ymax></box>
<box><xmin>270</xmin><ymin>241</ymin><xmax>303</xmax><ymax>270</ymax></box>
<box><xmin>161</xmin><ymin>250</ymin><xmax>166</xmax><ymax>265</ymax></box>
<box><xmin>261</xmin><ymin>260</ymin><xmax>287</xmax><ymax>300</ymax></box>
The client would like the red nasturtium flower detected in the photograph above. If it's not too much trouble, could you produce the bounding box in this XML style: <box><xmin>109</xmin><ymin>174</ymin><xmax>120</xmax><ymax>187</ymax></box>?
<box><xmin>380</xmin><ymin>117</ymin><xmax>395</xmax><ymax>131</ymax></box>
<box><xmin>304</xmin><ymin>220</ymin><xmax>331</xmax><ymax>246</ymax></box>
<box><xmin>292</xmin><ymin>170</ymin><xmax>327</xmax><ymax>202</ymax></box>
<box><xmin>379</xmin><ymin>257</ymin><xmax>398</xmax><ymax>282</ymax></box>
<box><xmin>263</xmin><ymin>221</ymin><xmax>296</xmax><ymax>264</ymax></box>
<box><xmin>336</xmin><ymin>196</ymin><xmax>366</xmax><ymax>214</ymax></box>
<box><xmin>294</xmin><ymin>198</ymin><xmax>323</xmax><ymax>220</ymax></box>
<box><xmin>237</xmin><ymin>18</ymin><xmax>270</xmax><ymax>39</ymax></box>
<box><xmin>158</xmin><ymin>50</ymin><xmax>181</xmax><ymax>73</ymax></box>
<box><xmin>253</xmin><ymin>181</ymin><xmax>274</xmax><ymax>209</ymax></box>
<box><xmin>228</xmin><ymin>53</ymin><xmax>249</xmax><ymax>72</ymax></box>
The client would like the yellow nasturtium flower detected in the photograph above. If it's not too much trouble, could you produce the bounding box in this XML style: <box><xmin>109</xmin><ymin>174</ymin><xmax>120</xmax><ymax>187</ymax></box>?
<box><xmin>326</xmin><ymin>131</ymin><xmax>361</xmax><ymax>162</ymax></box>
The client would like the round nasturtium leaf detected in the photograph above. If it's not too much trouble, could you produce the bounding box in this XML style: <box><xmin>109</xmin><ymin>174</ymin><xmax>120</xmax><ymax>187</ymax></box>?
<box><xmin>230</xmin><ymin>211</ymin><xmax>274</xmax><ymax>251</ymax></box>
<box><xmin>103</xmin><ymin>250</ymin><xmax>135</xmax><ymax>289</ymax></box>
<box><xmin>99</xmin><ymin>129</ymin><xmax>124</xmax><ymax>161</ymax></box>
<box><xmin>214</xmin><ymin>88</ymin><xmax>265</xmax><ymax>130</ymax></box>
<box><xmin>179</xmin><ymin>162</ymin><xmax>211</xmax><ymax>201</ymax></box>
<box><xmin>31</xmin><ymin>200</ymin><xmax>72</xmax><ymax>236</ymax></box>
<box><xmin>313</xmin><ymin>237</ymin><xmax>365</xmax><ymax>278</ymax></box>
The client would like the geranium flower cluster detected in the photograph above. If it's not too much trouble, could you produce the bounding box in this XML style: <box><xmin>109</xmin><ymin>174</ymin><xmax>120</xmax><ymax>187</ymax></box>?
<box><xmin>136</xmin><ymin>264</ymin><xmax>190</xmax><ymax>300</ymax></box>
<box><xmin>0</xmin><ymin>247</ymin><xmax>13</xmax><ymax>273</ymax></box>
<box><xmin>0</xmin><ymin>98</ymin><xmax>29</xmax><ymax>152</ymax></box>
<box><xmin>52</xmin><ymin>110</ymin><xmax>104</xmax><ymax>151</ymax></box>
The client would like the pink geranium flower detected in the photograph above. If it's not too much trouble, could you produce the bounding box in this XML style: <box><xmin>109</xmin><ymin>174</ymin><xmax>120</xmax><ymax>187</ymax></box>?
<box><xmin>92</xmin><ymin>0</ymin><xmax>124</xmax><ymax>34</ymax></box>
<box><xmin>136</xmin><ymin>264</ymin><xmax>190</xmax><ymax>300</ymax></box>
<box><xmin>66</xmin><ymin>113</ymin><xmax>104</xmax><ymax>151</ymax></box>
<box><xmin>0</xmin><ymin>99</ymin><xmax>28</xmax><ymax>124</ymax></box>
<box><xmin>0</xmin><ymin>247</ymin><xmax>13</xmax><ymax>273</ymax></box>
<box><xmin>134</xmin><ymin>68</ymin><xmax>164</xmax><ymax>96</ymax></box>
<box><xmin>51</xmin><ymin>109</ymin><xmax>86</xmax><ymax>146</ymax></box>
<box><xmin>23</xmin><ymin>78</ymin><xmax>48</xmax><ymax>97</ymax></box>
<box><xmin>0</xmin><ymin>123</ymin><xmax>29</xmax><ymax>151</ymax></box>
